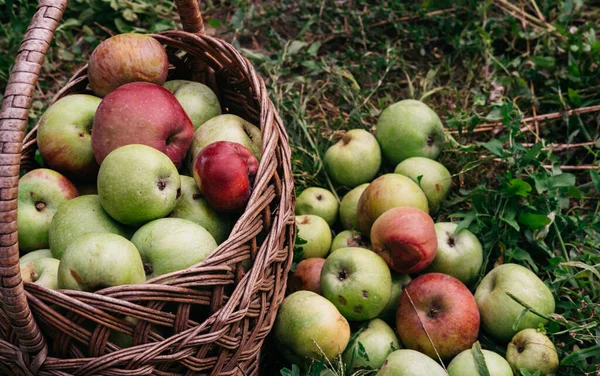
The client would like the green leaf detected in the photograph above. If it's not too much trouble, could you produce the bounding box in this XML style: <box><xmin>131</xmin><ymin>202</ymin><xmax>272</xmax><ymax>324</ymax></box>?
<box><xmin>590</xmin><ymin>170</ymin><xmax>600</xmax><ymax>194</ymax></box>
<box><xmin>293</xmin><ymin>233</ymin><xmax>307</xmax><ymax>262</ymax></box>
<box><xmin>504</xmin><ymin>178</ymin><xmax>532</xmax><ymax>197</ymax></box>
<box><xmin>471</xmin><ymin>342</ymin><xmax>491</xmax><ymax>376</ymax></box>
<box><xmin>522</xmin><ymin>142</ymin><xmax>543</xmax><ymax>163</ymax></box>
<box><xmin>287</xmin><ymin>40</ymin><xmax>308</xmax><ymax>56</ymax></box>
<box><xmin>454</xmin><ymin>211</ymin><xmax>477</xmax><ymax>234</ymax></box>
<box><xmin>518</xmin><ymin>213</ymin><xmax>551</xmax><ymax>230</ymax></box>
<box><xmin>481</xmin><ymin>138</ymin><xmax>504</xmax><ymax>156</ymax></box>
<box><xmin>529</xmin><ymin>56</ymin><xmax>556</xmax><ymax>68</ymax></box>
<box><xmin>506</xmin><ymin>248</ymin><xmax>538</xmax><ymax>271</ymax></box>
<box><xmin>561</xmin><ymin>345</ymin><xmax>600</xmax><ymax>365</ymax></box>
<box><xmin>207</xmin><ymin>19</ymin><xmax>223</xmax><ymax>28</ymax></box>
<box><xmin>547</xmin><ymin>173</ymin><xmax>576</xmax><ymax>189</ymax></box>
<box><xmin>357</xmin><ymin>341</ymin><xmax>370</xmax><ymax>361</ymax></box>
<box><xmin>567</xmin><ymin>88</ymin><xmax>582</xmax><ymax>107</ymax></box>
<box><xmin>560</xmin><ymin>261</ymin><xmax>600</xmax><ymax>280</ymax></box>
<box><xmin>307</xmin><ymin>41</ymin><xmax>321</xmax><ymax>56</ymax></box>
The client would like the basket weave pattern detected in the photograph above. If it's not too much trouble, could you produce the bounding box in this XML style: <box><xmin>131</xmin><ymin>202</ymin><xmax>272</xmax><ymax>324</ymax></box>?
<box><xmin>0</xmin><ymin>0</ymin><xmax>295</xmax><ymax>375</ymax></box>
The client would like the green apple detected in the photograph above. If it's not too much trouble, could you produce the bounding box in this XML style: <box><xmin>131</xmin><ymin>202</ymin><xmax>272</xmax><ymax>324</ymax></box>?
<box><xmin>20</xmin><ymin>257</ymin><xmax>60</xmax><ymax>289</ymax></box>
<box><xmin>506</xmin><ymin>329</ymin><xmax>559</xmax><ymax>375</ymax></box>
<box><xmin>394</xmin><ymin>157</ymin><xmax>451</xmax><ymax>213</ymax></box>
<box><xmin>98</xmin><ymin>144</ymin><xmax>181</xmax><ymax>226</ymax></box>
<box><xmin>18</xmin><ymin>168</ymin><xmax>79</xmax><ymax>252</ymax></box>
<box><xmin>164</xmin><ymin>80</ymin><xmax>221</xmax><ymax>130</ymax></box>
<box><xmin>342</xmin><ymin>318</ymin><xmax>399</xmax><ymax>373</ymax></box>
<box><xmin>131</xmin><ymin>218</ymin><xmax>217</xmax><ymax>279</ymax></box>
<box><xmin>57</xmin><ymin>232</ymin><xmax>145</xmax><ymax>291</ymax></box>
<box><xmin>357</xmin><ymin>174</ymin><xmax>428</xmax><ymax>235</ymax></box>
<box><xmin>321</xmin><ymin>247</ymin><xmax>392</xmax><ymax>321</ymax></box>
<box><xmin>49</xmin><ymin>195</ymin><xmax>130</xmax><ymax>259</ymax></box>
<box><xmin>295</xmin><ymin>215</ymin><xmax>332</xmax><ymax>259</ymax></box>
<box><xmin>330</xmin><ymin>230</ymin><xmax>370</xmax><ymax>253</ymax></box>
<box><xmin>426</xmin><ymin>222</ymin><xmax>483</xmax><ymax>285</ymax></box>
<box><xmin>376</xmin><ymin>99</ymin><xmax>445</xmax><ymax>165</ymax></box>
<box><xmin>20</xmin><ymin>249</ymin><xmax>53</xmax><ymax>264</ymax></box>
<box><xmin>274</xmin><ymin>290</ymin><xmax>351</xmax><ymax>364</ymax></box>
<box><xmin>475</xmin><ymin>263</ymin><xmax>555</xmax><ymax>342</ymax></box>
<box><xmin>168</xmin><ymin>176</ymin><xmax>232</xmax><ymax>244</ymax></box>
<box><xmin>378</xmin><ymin>273</ymin><xmax>411</xmax><ymax>322</ymax></box>
<box><xmin>295</xmin><ymin>187</ymin><xmax>339</xmax><ymax>226</ymax></box>
<box><xmin>376</xmin><ymin>349</ymin><xmax>447</xmax><ymax>376</ymax></box>
<box><xmin>324</xmin><ymin>129</ymin><xmax>381</xmax><ymax>188</ymax></box>
<box><xmin>36</xmin><ymin>94</ymin><xmax>102</xmax><ymax>178</ymax></box>
<box><xmin>339</xmin><ymin>183</ymin><xmax>369</xmax><ymax>231</ymax></box>
<box><xmin>448</xmin><ymin>347</ymin><xmax>514</xmax><ymax>376</ymax></box>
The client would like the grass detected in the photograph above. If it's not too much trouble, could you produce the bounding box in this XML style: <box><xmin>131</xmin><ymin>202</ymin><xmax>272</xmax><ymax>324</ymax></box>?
<box><xmin>1</xmin><ymin>0</ymin><xmax>599</xmax><ymax>375</ymax></box>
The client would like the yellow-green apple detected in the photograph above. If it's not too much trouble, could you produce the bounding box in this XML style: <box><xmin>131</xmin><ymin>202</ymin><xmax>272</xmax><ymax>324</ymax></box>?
<box><xmin>295</xmin><ymin>187</ymin><xmax>339</xmax><ymax>226</ymax></box>
<box><xmin>168</xmin><ymin>176</ymin><xmax>231</xmax><ymax>244</ymax></box>
<box><xmin>330</xmin><ymin>230</ymin><xmax>370</xmax><ymax>253</ymax></box>
<box><xmin>19</xmin><ymin>249</ymin><xmax>53</xmax><ymax>264</ymax></box>
<box><xmin>321</xmin><ymin>247</ymin><xmax>392</xmax><ymax>321</ymax></box>
<box><xmin>376</xmin><ymin>99</ymin><xmax>445</xmax><ymax>165</ymax></box>
<box><xmin>342</xmin><ymin>318</ymin><xmax>399</xmax><ymax>373</ymax></box>
<box><xmin>131</xmin><ymin>218</ymin><xmax>217</xmax><ymax>279</ymax></box>
<box><xmin>18</xmin><ymin>169</ymin><xmax>79</xmax><ymax>252</ymax></box>
<box><xmin>288</xmin><ymin>258</ymin><xmax>326</xmax><ymax>294</ymax></box>
<box><xmin>88</xmin><ymin>33</ymin><xmax>168</xmax><ymax>97</ymax></box>
<box><xmin>187</xmin><ymin>114</ymin><xmax>262</xmax><ymax>171</ymax></box>
<box><xmin>474</xmin><ymin>263</ymin><xmax>555</xmax><ymax>342</ymax></box>
<box><xmin>57</xmin><ymin>232</ymin><xmax>145</xmax><ymax>291</ymax></box>
<box><xmin>98</xmin><ymin>144</ymin><xmax>181</xmax><ymax>226</ymax></box>
<box><xmin>49</xmin><ymin>195</ymin><xmax>130</xmax><ymax>259</ymax></box>
<box><xmin>20</xmin><ymin>257</ymin><xmax>60</xmax><ymax>290</ymax></box>
<box><xmin>378</xmin><ymin>273</ymin><xmax>411</xmax><ymax>322</ymax></box>
<box><xmin>426</xmin><ymin>222</ymin><xmax>483</xmax><ymax>285</ymax></box>
<box><xmin>295</xmin><ymin>215</ymin><xmax>332</xmax><ymax>259</ymax></box>
<box><xmin>371</xmin><ymin>207</ymin><xmax>437</xmax><ymax>274</ymax></box>
<box><xmin>339</xmin><ymin>183</ymin><xmax>369</xmax><ymax>231</ymax></box>
<box><xmin>273</xmin><ymin>290</ymin><xmax>350</xmax><ymax>364</ymax></box>
<box><xmin>376</xmin><ymin>349</ymin><xmax>447</xmax><ymax>376</ymax></box>
<box><xmin>506</xmin><ymin>329</ymin><xmax>558</xmax><ymax>375</ymax></box>
<box><xmin>92</xmin><ymin>82</ymin><xmax>194</xmax><ymax>167</ymax></box>
<box><xmin>324</xmin><ymin>129</ymin><xmax>381</xmax><ymax>188</ymax></box>
<box><xmin>193</xmin><ymin>141</ymin><xmax>258</xmax><ymax>212</ymax></box>
<box><xmin>164</xmin><ymin>80</ymin><xmax>221</xmax><ymax>130</ymax></box>
<box><xmin>36</xmin><ymin>94</ymin><xmax>101</xmax><ymax>179</ymax></box>
<box><xmin>396</xmin><ymin>273</ymin><xmax>480</xmax><ymax>360</ymax></box>
<box><xmin>394</xmin><ymin>157</ymin><xmax>451</xmax><ymax>213</ymax></box>
<box><xmin>357</xmin><ymin>174</ymin><xmax>428</xmax><ymax>234</ymax></box>
<box><xmin>448</xmin><ymin>347</ymin><xmax>514</xmax><ymax>376</ymax></box>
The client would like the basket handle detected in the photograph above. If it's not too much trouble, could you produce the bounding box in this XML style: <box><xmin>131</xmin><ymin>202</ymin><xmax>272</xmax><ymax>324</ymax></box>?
<box><xmin>174</xmin><ymin>0</ymin><xmax>205</xmax><ymax>35</ymax></box>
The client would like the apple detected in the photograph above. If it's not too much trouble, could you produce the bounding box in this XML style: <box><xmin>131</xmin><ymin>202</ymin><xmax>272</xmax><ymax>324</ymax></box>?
<box><xmin>168</xmin><ymin>176</ymin><xmax>232</xmax><ymax>244</ymax></box>
<box><xmin>288</xmin><ymin>258</ymin><xmax>326</xmax><ymax>294</ymax></box>
<box><xmin>88</xmin><ymin>33</ymin><xmax>169</xmax><ymax>97</ymax></box>
<box><xmin>17</xmin><ymin>168</ymin><xmax>79</xmax><ymax>252</ymax></box>
<box><xmin>324</xmin><ymin>129</ymin><xmax>381</xmax><ymax>188</ymax></box>
<box><xmin>506</xmin><ymin>329</ymin><xmax>559</xmax><ymax>375</ymax></box>
<box><xmin>357</xmin><ymin>174</ymin><xmax>429</xmax><ymax>235</ymax></box>
<box><xmin>273</xmin><ymin>290</ymin><xmax>351</xmax><ymax>364</ymax></box>
<box><xmin>92</xmin><ymin>82</ymin><xmax>194</xmax><ymax>167</ymax></box>
<box><xmin>131</xmin><ymin>218</ymin><xmax>217</xmax><ymax>279</ymax></box>
<box><xmin>376</xmin><ymin>349</ymin><xmax>447</xmax><ymax>376</ymax></box>
<box><xmin>49</xmin><ymin>195</ymin><xmax>130</xmax><ymax>259</ymax></box>
<box><xmin>378</xmin><ymin>273</ymin><xmax>411</xmax><ymax>322</ymax></box>
<box><xmin>193</xmin><ymin>141</ymin><xmax>258</xmax><ymax>212</ymax></box>
<box><xmin>321</xmin><ymin>247</ymin><xmax>392</xmax><ymax>321</ymax></box>
<box><xmin>58</xmin><ymin>232</ymin><xmax>146</xmax><ymax>291</ymax></box>
<box><xmin>187</xmin><ymin>114</ymin><xmax>262</xmax><ymax>172</ymax></box>
<box><xmin>164</xmin><ymin>80</ymin><xmax>221</xmax><ymax>130</ymax></box>
<box><xmin>375</xmin><ymin>99</ymin><xmax>445</xmax><ymax>165</ymax></box>
<box><xmin>394</xmin><ymin>157</ymin><xmax>451</xmax><ymax>213</ymax></box>
<box><xmin>36</xmin><ymin>94</ymin><xmax>101</xmax><ymax>179</ymax></box>
<box><xmin>295</xmin><ymin>215</ymin><xmax>332</xmax><ymax>259</ymax></box>
<box><xmin>396</xmin><ymin>273</ymin><xmax>480</xmax><ymax>360</ymax></box>
<box><xmin>448</xmin><ymin>347</ymin><xmax>514</xmax><ymax>376</ymax></box>
<box><xmin>20</xmin><ymin>257</ymin><xmax>60</xmax><ymax>290</ymax></box>
<box><xmin>295</xmin><ymin>187</ymin><xmax>339</xmax><ymax>226</ymax></box>
<box><xmin>19</xmin><ymin>249</ymin><xmax>53</xmax><ymax>264</ymax></box>
<box><xmin>342</xmin><ymin>318</ymin><xmax>399</xmax><ymax>373</ymax></box>
<box><xmin>339</xmin><ymin>183</ymin><xmax>369</xmax><ymax>231</ymax></box>
<box><xmin>98</xmin><ymin>144</ymin><xmax>181</xmax><ymax>226</ymax></box>
<box><xmin>330</xmin><ymin>230</ymin><xmax>370</xmax><ymax>253</ymax></box>
<box><xmin>371</xmin><ymin>207</ymin><xmax>437</xmax><ymax>274</ymax></box>
<box><xmin>474</xmin><ymin>263</ymin><xmax>555</xmax><ymax>342</ymax></box>
<box><xmin>426</xmin><ymin>222</ymin><xmax>483</xmax><ymax>285</ymax></box>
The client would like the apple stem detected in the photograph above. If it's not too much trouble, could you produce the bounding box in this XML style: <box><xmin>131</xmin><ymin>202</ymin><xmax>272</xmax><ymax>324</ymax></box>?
<box><xmin>337</xmin><ymin>269</ymin><xmax>349</xmax><ymax>281</ymax></box>
<box><xmin>446</xmin><ymin>233</ymin><xmax>456</xmax><ymax>247</ymax></box>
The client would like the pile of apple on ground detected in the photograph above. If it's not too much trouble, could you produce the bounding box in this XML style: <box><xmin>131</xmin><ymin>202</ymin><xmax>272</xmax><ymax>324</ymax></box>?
<box><xmin>274</xmin><ymin>100</ymin><xmax>558</xmax><ymax>375</ymax></box>
<box><xmin>19</xmin><ymin>34</ymin><xmax>262</xmax><ymax>296</ymax></box>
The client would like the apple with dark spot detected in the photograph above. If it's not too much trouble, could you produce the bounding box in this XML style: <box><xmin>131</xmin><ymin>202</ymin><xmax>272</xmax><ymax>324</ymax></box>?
<box><xmin>295</xmin><ymin>187</ymin><xmax>339</xmax><ymax>226</ymax></box>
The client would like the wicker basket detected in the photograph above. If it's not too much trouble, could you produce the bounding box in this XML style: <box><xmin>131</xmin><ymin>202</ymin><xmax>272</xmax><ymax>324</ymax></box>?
<box><xmin>0</xmin><ymin>0</ymin><xmax>295</xmax><ymax>374</ymax></box>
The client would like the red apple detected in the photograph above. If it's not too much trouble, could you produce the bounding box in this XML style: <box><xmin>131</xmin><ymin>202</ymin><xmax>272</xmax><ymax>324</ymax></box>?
<box><xmin>193</xmin><ymin>141</ymin><xmax>259</xmax><ymax>212</ymax></box>
<box><xmin>92</xmin><ymin>82</ymin><xmax>194</xmax><ymax>167</ymax></box>
<box><xmin>88</xmin><ymin>33</ymin><xmax>169</xmax><ymax>97</ymax></box>
<box><xmin>370</xmin><ymin>207</ymin><xmax>437</xmax><ymax>274</ymax></box>
<box><xmin>288</xmin><ymin>258</ymin><xmax>326</xmax><ymax>294</ymax></box>
<box><xmin>396</xmin><ymin>273</ymin><xmax>480</xmax><ymax>360</ymax></box>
